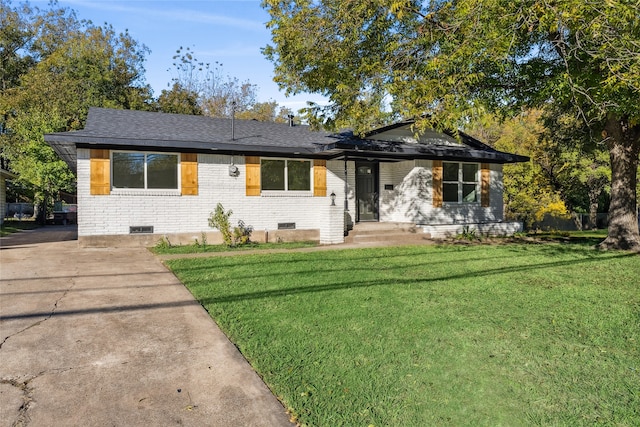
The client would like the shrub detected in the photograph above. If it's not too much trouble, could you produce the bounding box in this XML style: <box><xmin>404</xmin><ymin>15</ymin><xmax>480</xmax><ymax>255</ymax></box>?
<box><xmin>155</xmin><ymin>235</ymin><xmax>172</xmax><ymax>250</ymax></box>
<box><xmin>233</xmin><ymin>220</ymin><xmax>253</xmax><ymax>246</ymax></box>
<box><xmin>457</xmin><ymin>225</ymin><xmax>480</xmax><ymax>241</ymax></box>
<box><xmin>208</xmin><ymin>203</ymin><xmax>253</xmax><ymax>247</ymax></box>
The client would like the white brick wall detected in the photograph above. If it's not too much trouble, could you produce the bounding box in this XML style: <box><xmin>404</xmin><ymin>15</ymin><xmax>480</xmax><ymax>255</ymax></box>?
<box><xmin>77</xmin><ymin>149</ymin><xmax>342</xmax><ymax>238</ymax></box>
<box><xmin>77</xmin><ymin>149</ymin><xmax>510</xmax><ymax>242</ymax></box>
<box><xmin>378</xmin><ymin>160</ymin><xmax>505</xmax><ymax>225</ymax></box>
<box><xmin>327</xmin><ymin>159</ymin><xmax>356</xmax><ymax>228</ymax></box>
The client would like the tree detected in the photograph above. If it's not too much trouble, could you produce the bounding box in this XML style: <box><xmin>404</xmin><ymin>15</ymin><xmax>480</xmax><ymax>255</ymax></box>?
<box><xmin>467</xmin><ymin>110</ymin><xmax>570</xmax><ymax>229</ymax></box>
<box><xmin>469</xmin><ymin>110</ymin><xmax>612</xmax><ymax>230</ymax></box>
<box><xmin>262</xmin><ymin>0</ymin><xmax>640</xmax><ymax>250</ymax></box>
<box><xmin>201</xmin><ymin>78</ymin><xmax>258</xmax><ymax>118</ymax></box>
<box><xmin>539</xmin><ymin>109</ymin><xmax>611</xmax><ymax>229</ymax></box>
<box><xmin>2</xmin><ymin>109</ymin><xmax>75</xmax><ymax>221</ymax></box>
<box><xmin>157</xmin><ymin>82</ymin><xmax>202</xmax><ymax>115</ymax></box>
<box><xmin>168</xmin><ymin>46</ymin><xmax>259</xmax><ymax>119</ymax></box>
<box><xmin>1</xmin><ymin>0</ymin><xmax>154</xmax><ymax>220</ymax></box>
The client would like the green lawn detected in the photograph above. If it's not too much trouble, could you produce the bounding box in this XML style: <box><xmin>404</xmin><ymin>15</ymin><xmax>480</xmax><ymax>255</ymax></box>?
<box><xmin>0</xmin><ymin>220</ymin><xmax>39</xmax><ymax>236</ymax></box>
<box><xmin>151</xmin><ymin>240</ymin><xmax>318</xmax><ymax>255</ymax></box>
<box><xmin>166</xmin><ymin>241</ymin><xmax>640</xmax><ymax>426</ymax></box>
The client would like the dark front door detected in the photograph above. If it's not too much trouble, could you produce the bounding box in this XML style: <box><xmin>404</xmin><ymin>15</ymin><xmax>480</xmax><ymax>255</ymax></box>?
<box><xmin>356</xmin><ymin>161</ymin><xmax>379</xmax><ymax>222</ymax></box>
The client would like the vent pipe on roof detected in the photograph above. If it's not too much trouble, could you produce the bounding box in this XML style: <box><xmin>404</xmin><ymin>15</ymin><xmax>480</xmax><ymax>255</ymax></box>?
<box><xmin>231</xmin><ymin>101</ymin><xmax>236</xmax><ymax>140</ymax></box>
<box><xmin>288</xmin><ymin>114</ymin><xmax>294</xmax><ymax>127</ymax></box>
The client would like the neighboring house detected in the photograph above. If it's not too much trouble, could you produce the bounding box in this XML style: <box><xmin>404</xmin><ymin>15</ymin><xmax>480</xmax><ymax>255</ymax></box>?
<box><xmin>45</xmin><ymin>107</ymin><xmax>528</xmax><ymax>247</ymax></box>
<box><xmin>1</xmin><ymin>159</ymin><xmax>16</xmax><ymax>226</ymax></box>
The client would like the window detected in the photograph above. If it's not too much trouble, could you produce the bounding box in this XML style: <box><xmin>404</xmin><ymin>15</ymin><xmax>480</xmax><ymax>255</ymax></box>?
<box><xmin>442</xmin><ymin>162</ymin><xmax>479</xmax><ymax>203</ymax></box>
<box><xmin>112</xmin><ymin>151</ymin><xmax>178</xmax><ymax>190</ymax></box>
<box><xmin>261</xmin><ymin>159</ymin><xmax>311</xmax><ymax>192</ymax></box>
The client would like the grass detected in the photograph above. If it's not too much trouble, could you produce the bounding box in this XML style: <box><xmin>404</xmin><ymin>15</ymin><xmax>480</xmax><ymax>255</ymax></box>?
<box><xmin>0</xmin><ymin>219</ymin><xmax>39</xmax><ymax>236</ymax></box>
<box><xmin>150</xmin><ymin>240</ymin><xmax>318</xmax><ymax>255</ymax></box>
<box><xmin>166</xmin><ymin>239</ymin><xmax>640</xmax><ymax>426</ymax></box>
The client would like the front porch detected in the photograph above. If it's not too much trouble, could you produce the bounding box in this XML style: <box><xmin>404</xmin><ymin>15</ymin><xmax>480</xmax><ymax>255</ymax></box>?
<box><xmin>345</xmin><ymin>222</ymin><xmax>431</xmax><ymax>245</ymax></box>
<box><xmin>343</xmin><ymin>220</ymin><xmax>524</xmax><ymax>246</ymax></box>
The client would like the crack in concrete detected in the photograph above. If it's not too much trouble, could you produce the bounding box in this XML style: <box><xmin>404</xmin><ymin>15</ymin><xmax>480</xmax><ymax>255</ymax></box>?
<box><xmin>2</xmin><ymin>367</ymin><xmax>74</xmax><ymax>427</ymax></box>
<box><xmin>1</xmin><ymin>275</ymin><xmax>78</xmax><ymax>425</ymax></box>
<box><xmin>1</xmin><ymin>375</ymin><xmax>36</xmax><ymax>427</ymax></box>
<box><xmin>0</xmin><ymin>279</ymin><xmax>76</xmax><ymax>350</ymax></box>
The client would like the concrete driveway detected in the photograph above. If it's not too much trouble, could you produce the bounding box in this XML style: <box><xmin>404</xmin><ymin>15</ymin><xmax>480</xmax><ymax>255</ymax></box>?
<box><xmin>0</xmin><ymin>226</ymin><xmax>293</xmax><ymax>426</ymax></box>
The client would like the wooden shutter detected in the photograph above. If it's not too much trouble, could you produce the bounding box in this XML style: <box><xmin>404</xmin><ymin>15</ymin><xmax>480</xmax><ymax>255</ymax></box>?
<box><xmin>245</xmin><ymin>156</ymin><xmax>260</xmax><ymax>196</ymax></box>
<box><xmin>432</xmin><ymin>160</ymin><xmax>443</xmax><ymax>207</ymax></box>
<box><xmin>481</xmin><ymin>163</ymin><xmax>490</xmax><ymax>207</ymax></box>
<box><xmin>90</xmin><ymin>149</ymin><xmax>110</xmax><ymax>195</ymax></box>
<box><xmin>313</xmin><ymin>159</ymin><xmax>327</xmax><ymax>197</ymax></box>
<box><xmin>181</xmin><ymin>153</ymin><xmax>198</xmax><ymax>196</ymax></box>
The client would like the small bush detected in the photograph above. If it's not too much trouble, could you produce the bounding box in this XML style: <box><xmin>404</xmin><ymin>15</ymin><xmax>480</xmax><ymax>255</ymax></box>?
<box><xmin>208</xmin><ymin>203</ymin><xmax>234</xmax><ymax>245</ymax></box>
<box><xmin>457</xmin><ymin>225</ymin><xmax>480</xmax><ymax>241</ymax></box>
<box><xmin>193</xmin><ymin>231</ymin><xmax>208</xmax><ymax>251</ymax></box>
<box><xmin>208</xmin><ymin>203</ymin><xmax>253</xmax><ymax>247</ymax></box>
<box><xmin>233</xmin><ymin>220</ymin><xmax>253</xmax><ymax>246</ymax></box>
<box><xmin>155</xmin><ymin>235</ymin><xmax>172</xmax><ymax>250</ymax></box>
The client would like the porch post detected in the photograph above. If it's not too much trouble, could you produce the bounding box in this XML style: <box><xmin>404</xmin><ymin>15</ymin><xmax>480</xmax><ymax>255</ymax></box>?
<box><xmin>344</xmin><ymin>156</ymin><xmax>349</xmax><ymax>211</ymax></box>
<box><xmin>320</xmin><ymin>203</ymin><xmax>345</xmax><ymax>244</ymax></box>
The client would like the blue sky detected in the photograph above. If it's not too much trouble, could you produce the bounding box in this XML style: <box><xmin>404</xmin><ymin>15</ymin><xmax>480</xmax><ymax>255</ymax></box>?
<box><xmin>35</xmin><ymin>0</ymin><xmax>326</xmax><ymax>112</ymax></box>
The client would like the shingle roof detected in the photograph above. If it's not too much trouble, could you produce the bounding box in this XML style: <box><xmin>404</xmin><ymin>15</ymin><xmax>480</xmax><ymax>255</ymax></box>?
<box><xmin>45</xmin><ymin>107</ymin><xmax>528</xmax><ymax>173</ymax></box>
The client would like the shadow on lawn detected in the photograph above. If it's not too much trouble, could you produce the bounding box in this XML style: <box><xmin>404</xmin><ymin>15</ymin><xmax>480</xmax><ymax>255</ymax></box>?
<box><xmin>170</xmin><ymin>236</ymin><xmax>619</xmax><ymax>282</ymax></box>
<box><xmin>174</xmin><ymin>251</ymin><xmax>530</xmax><ymax>282</ymax></box>
<box><xmin>522</xmin><ymin>235</ymin><xmax>606</xmax><ymax>248</ymax></box>
<box><xmin>194</xmin><ymin>251</ymin><xmax>636</xmax><ymax>305</ymax></box>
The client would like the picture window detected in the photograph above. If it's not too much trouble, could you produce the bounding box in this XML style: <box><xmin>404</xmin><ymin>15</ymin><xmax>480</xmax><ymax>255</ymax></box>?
<box><xmin>112</xmin><ymin>151</ymin><xmax>178</xmax><ymax>190</ymax></box>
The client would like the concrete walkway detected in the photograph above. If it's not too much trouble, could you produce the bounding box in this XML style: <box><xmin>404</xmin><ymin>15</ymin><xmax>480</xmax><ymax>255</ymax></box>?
<box><xmin>0</xmin><ymin>226</ymin><xmax>293</xmax><ymax>426</ymax></box>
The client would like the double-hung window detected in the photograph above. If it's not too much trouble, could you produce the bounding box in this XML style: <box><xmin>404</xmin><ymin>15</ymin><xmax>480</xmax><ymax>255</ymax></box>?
<box><xmin>442</xmin><ymin>162</ymin><xmax>479</xmax><ymax>203</ymax></box>
<box><xmin>112</xmin><ymin>151</ymin><xmax>179</xmax><ymax>190</ymax></box>
<box><xmin>261</xmin><ymin>159</ymin><xmax>311</xmax><ymax>192</ymax></box>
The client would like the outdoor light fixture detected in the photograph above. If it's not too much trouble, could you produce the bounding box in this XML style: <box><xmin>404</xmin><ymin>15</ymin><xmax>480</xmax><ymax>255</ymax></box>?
<box><xmin>330</xmin><ymin>191</ymin><xmax>336</xmax><ymax>206</ymax></box>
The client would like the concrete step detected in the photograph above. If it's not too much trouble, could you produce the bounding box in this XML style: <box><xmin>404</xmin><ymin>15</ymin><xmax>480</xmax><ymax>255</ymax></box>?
<box><xmin>345</xmin><ymin>222</ymin><xmax>432</xmax><ymax>245</ymax></box>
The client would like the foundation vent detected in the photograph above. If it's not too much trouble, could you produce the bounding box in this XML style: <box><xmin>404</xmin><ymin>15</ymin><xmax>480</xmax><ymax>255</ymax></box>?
<box><xmin>277</xmin><ymin>222</ymin><xmax>296</xmax><ymax>230</ymax></box>
<box><xmin>130</xmin><ymin>226</ymin><xmax>154</xmax><ymax>234</ymax></box>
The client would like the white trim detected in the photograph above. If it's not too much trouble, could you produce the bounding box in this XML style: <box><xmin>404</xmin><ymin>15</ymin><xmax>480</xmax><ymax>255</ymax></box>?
<box><xmin>259</xmin><ymin>157</ymin><xmax>314</xmax><ymax>194</ymax></box>
<box><xmin>110</xmin><ymin>189</ymin><xmax>182</xmax><ymax>197</ymax></box>
<box><xmin>442</xmin><ymin>161</ymin><xmax>480</xmax><ymax>205</ymax></box>
<box><xmin>111</xmin><ymin>150</ymin><xmax>181</xmax><ymax>192</ymax></box>
<box><xmin>260</xmin><ymin>191</ymin><xmax>313</xmax><ymax>197</ymax></box>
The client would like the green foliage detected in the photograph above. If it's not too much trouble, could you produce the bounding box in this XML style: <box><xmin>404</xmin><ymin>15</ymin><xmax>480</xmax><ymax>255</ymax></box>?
<box><xmin>168</xmin><ymin>244</ymin><xmax>640</xmax><ymax>426</ymax></box>
<box><xmin>0</xmin><ymin>219</ymin><xmax>39</xmax><ymax>236</ymax></box>
<box><xmin>208</xmin><ymin>203</ymin><xmax>234</xmax><ymax>246</ymax></box>
<box><xmin>456</xmin><ymin>225</ymin><xmax>480</xmax><ymax>241</ymax></box>
<box><xmin>1</xmin><ymin>0</ymin><xmax>154</xmax><ymax>215</ymax></box>
<box><xmin>232</xmin><ymin>220</ymin><xmax>253</xmax><ymax>246</ymax></box>
<box><xmin>208</xmin><ymin>203</ymin><xmax>253</xmax><ymax>247</ymax></box>
<box><xmin>1</xmin><ymin>108</ymin><xmax>75</xmax><ymax>218</ymax></box>
<box><xmin>235</xmin><ymin>101</ymin><xmax>289</xmax><ymax>122</ymax></box>
<box><xmin>151</xmin><ymin>240</ymin><xmax>317</xmax><ymax>255</ymax></box>
<box><xmin>154</xmin><ymin>235</ymin><xmax>173</xmax><ymax>251</ymax></box>
<box><xmin>157</xmin><ymin>82</ymin><xmax>202</xmax><ymax>115</ymax></box>
<box><xmin>467</xmin><ymin>110</ymin><xmax>571</xmax><ymax>228</ymax></box>
<box><xmin>262</xmin><ymin>0</ymin><xmax>640</xmax><ymax>249</ymax></box>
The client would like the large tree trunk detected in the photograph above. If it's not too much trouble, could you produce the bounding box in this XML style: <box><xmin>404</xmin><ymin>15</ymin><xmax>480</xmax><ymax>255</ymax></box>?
<box><xmin>598</xmin><ymin>116</ymin><xmax>640</xmax><ymax>251</ymax></box>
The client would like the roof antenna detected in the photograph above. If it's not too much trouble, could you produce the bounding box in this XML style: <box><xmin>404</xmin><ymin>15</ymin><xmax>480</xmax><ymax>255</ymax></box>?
<box><xmin>231</xmin><ymin>100</ymin><xmax>237</xmax><ymax>141</ymax></box>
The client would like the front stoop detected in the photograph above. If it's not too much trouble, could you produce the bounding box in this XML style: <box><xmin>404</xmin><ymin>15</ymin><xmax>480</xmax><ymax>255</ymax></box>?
<box><xmin>345</xmin><ymin>222</ymin><xmax>433</xmax><ymax>245</ymax></box>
